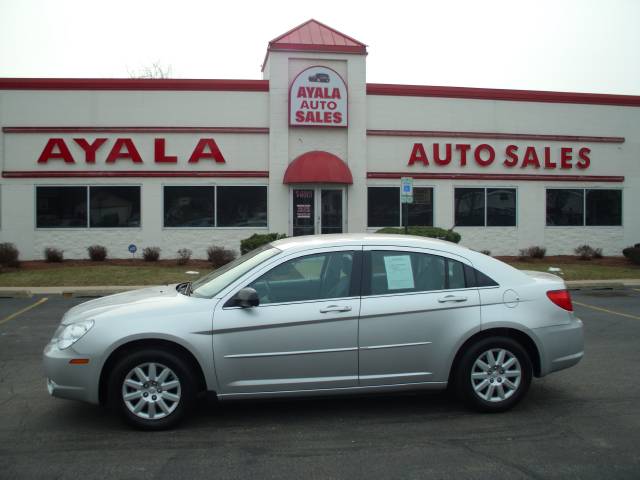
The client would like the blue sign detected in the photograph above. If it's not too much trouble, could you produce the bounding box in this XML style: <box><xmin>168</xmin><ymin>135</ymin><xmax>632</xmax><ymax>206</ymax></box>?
<box><xmin>128</xmin><ymin>244</ymin><xmax>137</xmax><ymax>254</ymax></box>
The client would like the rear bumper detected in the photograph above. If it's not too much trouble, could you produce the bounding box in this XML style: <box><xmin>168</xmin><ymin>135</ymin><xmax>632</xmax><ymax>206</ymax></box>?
<box><xmin>43</xmin><ymin>342</ymin><xmax>100</xmax><ymax>404</ymax></box>
<box><xmin>533</xmin><ymin>316</ymin><xmax>584</xmax><ymax>377</ymax></box>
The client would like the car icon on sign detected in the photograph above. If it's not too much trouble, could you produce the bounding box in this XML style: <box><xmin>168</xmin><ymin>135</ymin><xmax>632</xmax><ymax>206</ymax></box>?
<box><xmin>308</xmin><ymin>73</ymin><xmax>330</xmax><ymax>83</ymax></box>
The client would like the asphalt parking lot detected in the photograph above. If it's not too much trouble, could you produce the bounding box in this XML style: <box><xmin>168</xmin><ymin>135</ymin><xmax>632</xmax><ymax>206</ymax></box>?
<box><xmin>0</xmin><ymin>289</ymin><xmax>639</xmax><ymax>479</ymax></box>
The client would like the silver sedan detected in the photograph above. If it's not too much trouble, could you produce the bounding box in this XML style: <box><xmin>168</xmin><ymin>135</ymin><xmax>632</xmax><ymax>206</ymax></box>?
<box><xmin>43</xmin><ymin>234</ymin><xmax>584</xmax><ymax>429</ymax></box>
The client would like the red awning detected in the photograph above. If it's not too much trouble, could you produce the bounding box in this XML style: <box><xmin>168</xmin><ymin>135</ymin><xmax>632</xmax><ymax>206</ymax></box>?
<box><xmin>283</xmin><ymin>151</ymin><xmax>353</xmax><ymax>184</ymax></box>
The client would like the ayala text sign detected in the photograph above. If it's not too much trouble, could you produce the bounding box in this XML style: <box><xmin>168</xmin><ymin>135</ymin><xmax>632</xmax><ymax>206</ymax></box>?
<box><xmin>290</xmin><ymin>66</ymin><xmax>347</xmax><ymax>127</ymax></box>
<box><xmin>36</xmin><ymin>137</ymin><xmax>226</xmax><ymax>164</ymax></box>
<box><xmin>408</xmin><ymin>143</ymin><xmax>591</xmax><ymax>170</ymax></box>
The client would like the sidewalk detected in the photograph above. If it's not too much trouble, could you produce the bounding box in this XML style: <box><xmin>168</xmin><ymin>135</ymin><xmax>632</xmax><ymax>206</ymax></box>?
<box><xmin>1</xmin><ymin>279</ymin><xmax>639</xmax><ymax>298</ymax></box>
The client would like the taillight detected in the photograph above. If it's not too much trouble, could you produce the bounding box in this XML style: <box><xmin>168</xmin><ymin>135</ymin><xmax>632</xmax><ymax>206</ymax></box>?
<box><xmin>546</xmin><ymin>289</ymin><xmax>573</xmax><ymax>311</ymax></box>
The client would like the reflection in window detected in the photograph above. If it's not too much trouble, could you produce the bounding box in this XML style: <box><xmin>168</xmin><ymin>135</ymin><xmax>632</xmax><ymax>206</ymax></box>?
<box><xmin>164</xmin><ymin>186</ymin><xmax>214</xmax><ymax>227</ymax></box>
<box><xmin>249</xmin><ymin>252</ymin><xmax>353</xmax><ymax>304</ymax></box>
<box><xmin>367</xmin><ymin>187</ymin><xmax>399</xmax><ymax>227</ymax></box>
<box><xmin>546</xmin><ymin>189</ymin><xmax>584</xmax><ymax>226</ymax></box>
<box><xmin>217</xmin><ymin>186</ymin><xmax>267</xmax><ymax>227</ymax></box>
<box><xmin>454</xmin><ymin>188</ymin><xmax>485</xmax><ymax>226</ymax></box>
<box><xmin>36</xmin><ymin>186</ymin><xmax>87</xmax><ymax>228</ymax></box>
<box><xmin>89</xmin><ymin>186</ymin><xmax>140</xmax><ymax>228</ymax></box>
<box><xmin>408</xmin><ymin>188</ymin><xmax>434</xmax><ymax>226</ymax></box>
<box><xmin>586</xmin><ymin>190</ymin><xmax>622</xmax><ymax>226</ymax></box>
<box><xmin>487</xmin><ymin>188</ymin><xmax>516</xmax><ymax>226</ymax></box>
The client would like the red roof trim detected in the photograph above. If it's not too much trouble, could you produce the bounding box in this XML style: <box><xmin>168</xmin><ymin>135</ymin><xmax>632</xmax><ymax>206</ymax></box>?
<box><xmin>3</xmin><ymin>126</ymin><xmax>269</xmax><ymax>134</ymax></box>
<box><xmin>283</xmin><ymin>151</ymin><xmax>353</xmax><ymax>184</ymax></box>
<box><xmin>367</xmin><ymin>172</ymin><xmax>624</xmax><ymax>182</ymax></box>
<box><xmin>2</xmin><ymin>170</ymin><xmax>269</xmax><ymax>179</ymax></box>
<box><xmin>367</xmin><ymin>130</ymin><xmax>625</xmax><ymax>143</ymax></box>
<box><xmin>367</xmin><ymin>83</ymin><xmax>640</xmax><ymax>107</ymax></box>
<box><xmin>268</xmin><ymin>44</ymin><xmax>366</xmax><ymax>54</ymax></box>
<box><xmin>0</xmin><ymin>78</ymin><xmax>269</xmax><ymax>92</ymax></box>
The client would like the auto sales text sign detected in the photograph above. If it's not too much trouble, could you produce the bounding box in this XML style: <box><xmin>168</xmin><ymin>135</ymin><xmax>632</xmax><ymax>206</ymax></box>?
<box><xmin>290</xmin><ymin>66</ymin><xmax>347</xmax><ymax>127</ymax></box>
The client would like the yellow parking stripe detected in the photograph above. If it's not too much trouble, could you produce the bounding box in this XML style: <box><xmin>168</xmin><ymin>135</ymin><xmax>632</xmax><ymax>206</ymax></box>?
<box><xmin>573</xmin><ymin>301</ymin><xmax>640</xmax><ymax>321</ymax></box>
<box><xmin>0</xmin><ymin>297</ymin><xmax>49</xmax><ymax>326</ymax></box>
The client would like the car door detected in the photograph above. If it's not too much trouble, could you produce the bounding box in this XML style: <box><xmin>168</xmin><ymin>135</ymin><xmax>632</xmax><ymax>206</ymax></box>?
<box><xmin>212</xmin><ymin>247</ymin><xmax>362</xmax><ymax>395</ymax></box>
<box><xmin>358</xmin><ymin>247</ymin><xmax>481</xmax><ymax>386</ymax></box>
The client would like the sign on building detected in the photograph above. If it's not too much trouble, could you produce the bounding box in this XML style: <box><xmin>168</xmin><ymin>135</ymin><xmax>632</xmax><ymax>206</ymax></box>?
<box><xmin>290</xmin><ymin>66</ymin><xmax>348</xmax><ymax>127</ymax></box>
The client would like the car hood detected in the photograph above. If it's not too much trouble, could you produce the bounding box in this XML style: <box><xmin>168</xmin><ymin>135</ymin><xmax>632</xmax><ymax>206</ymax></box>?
<box><xmin>61</xmin><ymin>285</ymin><xmax>180</xmax><ymax>324</ymax></box>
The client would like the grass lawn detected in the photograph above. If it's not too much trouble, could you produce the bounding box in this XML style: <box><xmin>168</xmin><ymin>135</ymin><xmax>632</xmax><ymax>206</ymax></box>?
<box><xmin>0</xmin><ymin>257</ymin><xmax>638</xmax><ymax>286</ymax></box>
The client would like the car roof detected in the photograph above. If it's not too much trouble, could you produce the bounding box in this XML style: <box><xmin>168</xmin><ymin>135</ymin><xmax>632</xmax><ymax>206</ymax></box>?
<box><xmin>271</xmin><ymin>233</ymin><xmax>464</xmax><ymax>253</ymax></box>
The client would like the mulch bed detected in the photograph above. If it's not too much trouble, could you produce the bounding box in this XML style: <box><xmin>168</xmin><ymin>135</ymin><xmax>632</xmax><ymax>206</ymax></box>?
<box><xmin>13</xmin><ymin>259</ymin><xmax>214</xmax><ymax>270</ymax></box>
<box><xmin>495</xmin><ymin>255</ymin><xmax>635</xmax><ymax>267</ymax></box>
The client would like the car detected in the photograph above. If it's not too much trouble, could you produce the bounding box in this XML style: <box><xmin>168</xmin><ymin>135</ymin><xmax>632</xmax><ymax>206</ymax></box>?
<box><xmin>308</xmin><ymin>73</ymin><xmax>330</xmax><ymax>83</ymax></box>
<box><xmin>43</xmin><ymin>234</ymin><xmax>584</xmax><ymax>429</ymax></box>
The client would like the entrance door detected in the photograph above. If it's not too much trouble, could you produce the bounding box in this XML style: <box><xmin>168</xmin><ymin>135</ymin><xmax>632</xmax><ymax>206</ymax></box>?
<box><xmin>292</xmin><ymin>187</ymin><xmax>344</xmax><ymax>236</ymax></box>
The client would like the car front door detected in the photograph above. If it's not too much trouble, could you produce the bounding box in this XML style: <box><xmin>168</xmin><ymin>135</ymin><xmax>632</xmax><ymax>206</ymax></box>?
<box><xmin>358</xmin><ymin>247</ymin><xmax>481</xmax><ymax>386</ymax></box>
<box><xmin>212</xmin><ymin>248</ymin><xmax>361</xmax><ymax>395</ymax></box>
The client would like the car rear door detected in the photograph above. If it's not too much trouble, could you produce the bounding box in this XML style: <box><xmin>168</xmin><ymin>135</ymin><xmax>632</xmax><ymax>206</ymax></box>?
<box><xmin>212</xmin><ymin>247</ymin><xmax>362</xmax><ymax>395</ymax></box>
<box><xmin>358</xmin><ymin>247</ymin><xmax>481</xmax><ymax>386</ymax></box>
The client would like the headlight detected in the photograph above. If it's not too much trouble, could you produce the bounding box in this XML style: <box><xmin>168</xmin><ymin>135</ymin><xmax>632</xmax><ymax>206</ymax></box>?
<box><xmin>56</xmin><ymin>320</ymin><xmax>94</xmax><ymax>350</ymax></box>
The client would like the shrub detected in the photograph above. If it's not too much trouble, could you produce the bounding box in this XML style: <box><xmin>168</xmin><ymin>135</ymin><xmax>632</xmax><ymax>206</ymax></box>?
<box><xmin>479</xmin><ymin>250</ymin><xmax>491</xmax><ymax>256</ymax></box>
<box><xmin>240</xmin><ymin>233</ymin><xmax>288</xmax><ymax>255</ymax></box>
<box><xmin>622</xmin><ymin>245</ymin><xmax>640</xmax><ymax>265</ymax></box>
<box><xmin>593</xmin><ymin>248</ymin><xmax>603</xmax><ymax>259</ymax></box>
<box><xmin>526</xmin><ymin>246</ymin><xmax>546</xmax><ymax>259</ymax></box>
<box><xmin>142</xmin><ymin>247</ymin><xmax>161</xmax><ymax>262</ymax></box>
<box><xmin>176</xmin><ymin>248</ymin><xmax>192</xmax><ymax>266</ymax></box>
<box><xmin>517</xmin><ymin>249</ymin><xmax>528</xmax><ymax>261</ymax></box>
<box><xmin>574</xmin><ymin>244</ymin><xmax>603</xmax><ymax>260</ymax></box>
<box><xmin>207</xmin><ymin>246</ymin><xmax>237</xmax><ymax>268</ymax></box>
<box><xmin>375</xmin><ymin>226</ymin><xmax>461</xmax><ymax>244</ymax></box>
<box><xmin>0</xmin><ymin>242</ymin><xmax>20</xmax><ymax>267</ymax></box>
<box><xmin>87</xmin><ymin>245</ymin><xmax>107</xmax><ymax>261</ymax></box>
<box><xmin>44</xmin><ymin>247</ymin><xmax>64</xmax><ymax>263</ymax></box>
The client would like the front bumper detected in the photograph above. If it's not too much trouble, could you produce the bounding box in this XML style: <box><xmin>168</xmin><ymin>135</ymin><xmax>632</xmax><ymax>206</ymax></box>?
<box><xmin>43</xmin><ymin>342</ymin><xmax>100</xmax><ymax>404</ymax></box>
<box><xmin>533</xmin><ymin>316</ymin><xmax>584</xmax><ymax>377</ymax></box>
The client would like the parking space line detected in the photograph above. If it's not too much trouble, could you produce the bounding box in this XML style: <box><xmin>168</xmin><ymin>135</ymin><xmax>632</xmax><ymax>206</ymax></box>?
<box><xmin>574</xmin><ymin>301</ymin><xmax>640</xmax><ymax>321</ymax></box>
<box><xmin>0</xmin><ymin>297</ymin><xmax>49</xmax><ymax>326</ymax></box>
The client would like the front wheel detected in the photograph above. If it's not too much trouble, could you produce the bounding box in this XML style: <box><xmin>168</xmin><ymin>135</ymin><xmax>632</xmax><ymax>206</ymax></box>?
<box><xmin>108</xmin><ymin>349</ymin><xmax>196</xmax><ymax>430</ymax></box>
<box><xmin>455</xmin><ymin>337</ymin><xmax>532</xmax><ymax>412</ymax></box>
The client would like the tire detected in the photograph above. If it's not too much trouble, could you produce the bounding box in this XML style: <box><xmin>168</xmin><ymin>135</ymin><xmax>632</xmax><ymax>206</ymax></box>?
<box><xmin>455</xmin><ymin>336</ymin><xmax>532</xmax><ymax>413</ymax></box>
<box><xmin>108</xmin><ymin>348</ymin><xmax>196</xmax><ymax>430</ymax></box>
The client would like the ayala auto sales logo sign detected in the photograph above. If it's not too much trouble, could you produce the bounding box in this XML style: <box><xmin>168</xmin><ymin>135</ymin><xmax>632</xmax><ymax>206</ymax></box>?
<box><xmin>290</xmin><ymin>66</ymin><xmax>347</xmax><ymax>127</ymax></box>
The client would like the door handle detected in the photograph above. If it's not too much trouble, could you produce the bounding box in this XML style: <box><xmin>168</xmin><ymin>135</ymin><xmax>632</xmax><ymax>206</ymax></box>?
<box><xmin>319</xmin><ymin>305</ymin><xmax>352</xmax><ymax>313</ymax></box>
<box><xmin>437</xmin><ymin>295</ymin><xmax>468</xmax><ymax>303</ymax></box>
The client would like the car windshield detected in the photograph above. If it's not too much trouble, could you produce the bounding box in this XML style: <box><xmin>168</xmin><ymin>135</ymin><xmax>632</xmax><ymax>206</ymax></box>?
<box><xmin>190</xmin><ymin>245</ymin><xmax>281</xmax><ymax>298</ymax></box>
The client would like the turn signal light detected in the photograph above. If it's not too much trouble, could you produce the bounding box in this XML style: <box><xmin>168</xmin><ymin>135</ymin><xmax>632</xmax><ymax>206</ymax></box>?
<box><xmin>69</xmin><ymin>358</ymin><xmax>90</xmax><ymax>365</ymax></box>
<box><xmin>546</xmin><ymin>289</ymin><xmax>573</xmax><ymax>311</ymax></box>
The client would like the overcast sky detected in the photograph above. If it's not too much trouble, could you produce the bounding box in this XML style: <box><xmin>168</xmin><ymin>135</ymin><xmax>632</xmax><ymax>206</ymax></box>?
<box><xmin>1</xmin><ymin>0</ymin><xmax>639</xmax><ymax>94</ymax></box>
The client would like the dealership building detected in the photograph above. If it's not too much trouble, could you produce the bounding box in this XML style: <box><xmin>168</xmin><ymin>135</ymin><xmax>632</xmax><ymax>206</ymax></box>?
<box><xmin>1</xmin><ymin>19</ymin><xmax>639</xmax><ymax>260</ymax></box>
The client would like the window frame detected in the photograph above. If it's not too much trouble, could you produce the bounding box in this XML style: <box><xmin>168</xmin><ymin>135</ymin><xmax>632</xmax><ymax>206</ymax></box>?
<box><xmin>366</xmin><ymin>185</ymin><xmax>435</xmax><ymax>228</ymax></box>
<box><xmin>454</xmin><ymin>186</ymin><xmax>518</xmax><ymax>228</ymax></box>
<box><xmin>35</xmin><ymin>184</ymin><xmax>142</xmax><ymax>230</ymax></box>
<box><xmin>161</xmin><ymin>183</ymin><xmax>269</xmax><ymax>230</ymax></box>
<box><xmin>545</xmin><ymin>187</ymin><xmax>623</xmax><ymax>227</ymax></box>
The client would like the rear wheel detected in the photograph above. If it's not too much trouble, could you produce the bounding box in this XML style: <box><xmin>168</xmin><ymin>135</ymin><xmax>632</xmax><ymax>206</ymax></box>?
<box><xmin>108</xmin><ymin>349</ymin><xmax>196</xmax><ymax>430</ymax></box>
<box><xmin>456</xmin><ymin>337</ymin><xmax>532</xmax><ymax>412</ymax></box>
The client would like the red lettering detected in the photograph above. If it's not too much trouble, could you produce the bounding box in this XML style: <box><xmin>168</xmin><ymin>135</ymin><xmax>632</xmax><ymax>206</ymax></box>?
<box><xmin>504</xmin><ymin>145</ymin><xmax>519</xmax><ymax>167</ymax></box>
<box><xmin>544</xmin><ymin>146</ymin><xmax>556</xmax><ymax>169</ymax></box>
<box><xmin>408</xmin><ymin>143</ymin><xmax>429</xmax><ymax>166</ymax></box>
<box><xmin>560</xmin><ymin>147</ymin><xmax>573</xmax><ymax>169</ymax></box>
<box><xmin>433</xmin><ymin>143</ymin><xmax>452</xmax><ymax>166</ymax></box>
<box><xmin>37</xmin><ymin>138</ymin><xmax>75</xmax><ymax>164</ymax></box>
<box><xmin>300</xmin><ymin>100</ymin><xmax>310</xmax><ymax>109</ymax></box>
<box><xmin>474</xmin><ymin>144</ymin><xmax>495</xmax><ymax>166</ymax></box>
<box><xmin>105</xmin><ymin>138</ymin><xmax>143</xmax><ymax>163</ymax></box>
<box><xmin>323</xmin><ymin>111</ymin><xmax>332</xmax><ymax>123</ymax></box>
<box><xmin>327</xmin><ymin>101</ymin><xmax>337</xmax><ymax>110</ymax></box>
<box><xmin>333</xmin><ymin>112</ymin><xmax>342</xmax><ymax>123</ymax></box>
<box><xmin>521</xmin><ymin>146</ymin><xmax>540</xmax><ymax>168</ymax></box>
<box><xmin>331</xmin><ymin>88</ymin><xmax>341</xmax><ymax>99</ymax></box>
<box><xmin>297</xmin><ymin>87</ymin><xmax>307</xmax><ymax>98</ymax></box>
<box><xmin>455</xmin><ymin>144</ymin><xmax>471</xmax><ymax>166</ymax></box>
<box><xmin>295</xmin><ymin>111</ymin><xmax>305</xmax><ymax>122</ymax></box>
<box><xmin>577</xmin><ymin>147</ymin><xmax>591</xmax><ymax>169</ymax></box>
<box><xmin>188</xmin><ymin>138</ymin><xmax>225</xmax><ymax>163</ymax></box>
<box><xmin>73</xmin><ymin>138</ymin><xmax>106</xmax><ymax>164</ymax></box>
<box><xmin>154</xmin><ymin>138</ymin><xmax>177</xmax><ymax>163</ymax></box>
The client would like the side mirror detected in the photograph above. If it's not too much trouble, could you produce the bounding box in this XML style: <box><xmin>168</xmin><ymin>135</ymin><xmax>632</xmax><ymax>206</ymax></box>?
<box><xmin>234</xmin><ymin>287</ymin><xmax>259</xmax><ymax>308</ymax></box>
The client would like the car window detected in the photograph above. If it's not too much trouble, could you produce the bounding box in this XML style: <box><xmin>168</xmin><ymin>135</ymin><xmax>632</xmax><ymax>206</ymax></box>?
<box><xmin>249</xmin><ymin>251</ymin><xmax>354</xmax><ymax>304</ymax></box>
<box><xmin>369</xmin><ymin>251</ymin><xmax>470</xmax><ymax>295</ymax></box>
